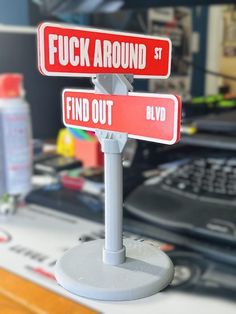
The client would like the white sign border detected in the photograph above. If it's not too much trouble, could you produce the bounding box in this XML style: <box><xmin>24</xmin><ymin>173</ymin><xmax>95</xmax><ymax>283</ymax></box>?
<box><xmin>38</xmin><ymin>22</ymin><xmax>172</xmax><ymax>80</ymax></box>
<box><xmin>62</xmin><ymin>89</ymin><xmax>180</xmax><ymax>145</ymax></box>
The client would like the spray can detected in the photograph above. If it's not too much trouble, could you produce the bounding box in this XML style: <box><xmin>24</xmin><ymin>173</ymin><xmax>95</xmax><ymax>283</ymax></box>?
<box><xmin>0</xmin><ymin>74</ymin><xmax>32</xmax><ymax>197</ymax></box>
<box><xmin>0</xmin><ymin>111</ymin><xmax>5</xmax><ymax>196</ymax></box>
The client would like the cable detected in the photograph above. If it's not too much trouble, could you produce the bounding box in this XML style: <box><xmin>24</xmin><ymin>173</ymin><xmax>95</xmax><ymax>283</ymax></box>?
<box><xmin>183</xmin><ymin>59</ymin><xmax>236</xmax><ymax>81</ymax></box>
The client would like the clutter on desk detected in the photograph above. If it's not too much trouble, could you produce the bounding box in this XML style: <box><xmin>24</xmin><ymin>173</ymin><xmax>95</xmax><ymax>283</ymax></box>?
<box><xmin>33</xmin><ymin>139</ymin><xmax>44</xmax><ymax>156</ymax></box>
<box><xmin>56</xmin><ymin>128</ymin><xmax>75</xmax><ymax>158</ymax></box>
<box><xmin>0</xmin><ymin>193</ymin><xmax>16</xmax><ymax>215</ymax></box>
<box><xmin>59</xmin><ymin>166</ymin><xmax>146</xmax><ymax>198</ymax></box>
<box><xmin>32</xmin><ymin>174</ymin><xmax>58</xmax><ymax>188</ymax></box>
<box><xmin>56</xmin><ymin>127</ymin><xmax>103</xmax><ymax>167</ymax></box>
<box><xmin>182</xmin><ymin>93</ymin><xmax>236</xmax><ymax>120</ymax></box>
<box><xmin>34</xmin><ymin>154</ymin><xmax>82</xmax><ymax>175</ymax></box>
<box><xmin>180</xmin><ymin>92</ymin><xmax>236</xmax><ymax>152</ymax></box>
<box><xmin>60</xmin><ymin>167</ymin><xmax>104</xmax><ymax>196</ymax></box>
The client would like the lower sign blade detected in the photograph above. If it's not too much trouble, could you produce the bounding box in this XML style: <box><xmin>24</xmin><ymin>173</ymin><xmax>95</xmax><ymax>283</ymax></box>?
<box><xmin>62</xmin><ymin>89</ymin><xmax>181</xmax><ymax>145</ymax></box>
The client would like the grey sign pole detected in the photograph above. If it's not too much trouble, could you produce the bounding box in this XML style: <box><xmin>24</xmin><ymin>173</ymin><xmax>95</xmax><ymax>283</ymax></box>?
<box><xmin>94</xmin><ymin>74</ymin><xmax>132</xmax><ymax>265</ymax></box>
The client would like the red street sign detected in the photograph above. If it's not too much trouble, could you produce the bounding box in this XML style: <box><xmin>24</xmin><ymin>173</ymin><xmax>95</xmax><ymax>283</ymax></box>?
<box><xmin>63</xmin><ymin>89</ymin><xmax>181</xmax><ymax>145</ymax></box>
<box><xmin>38</xmin><ymin>22</ymin><xmax>171</xmax><ymax>79</ymax></box>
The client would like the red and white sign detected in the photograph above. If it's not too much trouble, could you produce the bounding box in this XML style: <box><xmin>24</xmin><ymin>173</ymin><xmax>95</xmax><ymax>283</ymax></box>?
<box><xmin>38</xmin><ymin>23</ymin><xmax>171</xmax><ymax>79</ymax></box>
<box><xmin>63</xmin><ymin>89</ymin><xmax>181</xmax><ymax>145</ymax></box>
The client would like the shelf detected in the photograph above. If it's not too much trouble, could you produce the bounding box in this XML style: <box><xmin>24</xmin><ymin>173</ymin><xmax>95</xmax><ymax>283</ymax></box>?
<box><xmin>181</xmin><ymin>133</ymin><xmax>236</xmax><ymax>151</ymax></box>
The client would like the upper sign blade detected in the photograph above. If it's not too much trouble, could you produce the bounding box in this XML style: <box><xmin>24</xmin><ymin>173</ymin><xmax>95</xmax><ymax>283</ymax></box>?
<box><xmin>38</xmin><ymin>22</ymin><xmax>171</xmax><ymax>79</ymax></box>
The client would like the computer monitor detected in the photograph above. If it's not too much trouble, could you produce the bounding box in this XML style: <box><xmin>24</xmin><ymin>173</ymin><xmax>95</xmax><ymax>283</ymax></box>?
<box><xmin>0</xmin><ymin>25</ymin><xmax>91</xmax><ymax>139</ymax></box>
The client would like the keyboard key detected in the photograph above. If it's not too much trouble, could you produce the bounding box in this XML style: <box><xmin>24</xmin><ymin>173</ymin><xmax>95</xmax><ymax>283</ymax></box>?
<box><xmin>207</xmin><ymin>158</ymin><xmax>225</xmax><ymax>165</ymax></box>
<box><xmin>223</xmin><ymin>166</ymin><xmax>232</xmax><ymax>173</ymax></box>
<box><xmin>227</xmin><ymin>159</ymin><xmax>236</xmax><ymax>166</ymax></box>
<box><xmin>177</xmin><ymin>182</ymin><xmax>186</xmax><ymax>190</ymax></box>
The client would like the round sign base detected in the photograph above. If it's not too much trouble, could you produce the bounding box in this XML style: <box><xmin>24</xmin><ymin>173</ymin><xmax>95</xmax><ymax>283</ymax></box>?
<box><xmin>55</xmin><ymin>239</ymin><xmax>174</xmax><ymax>301</ymax></box>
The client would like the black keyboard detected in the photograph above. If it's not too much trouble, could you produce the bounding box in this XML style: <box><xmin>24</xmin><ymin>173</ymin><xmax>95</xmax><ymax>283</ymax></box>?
<box><xmin>162</xmin><ymin>157</ymin><xmax>236</xmax><ymax>205</ymax></box>
<box><xmin>125</xmin><ymin>155</ymin><xmax>236</xmax><ymax>247</ymax></box>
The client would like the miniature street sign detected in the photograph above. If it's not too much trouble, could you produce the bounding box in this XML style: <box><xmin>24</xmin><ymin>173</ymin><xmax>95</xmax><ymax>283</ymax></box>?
<box><xmin>38</xmin><ymin>22</ymin><xmax>171</xmax><ymax>78</ymax></box>
<box><xmin>37</xmin><ymin>22</ymin><xmax>179</xmax><ymax>301</ymax></box>
<box><xmin>63</xmin><ymin>89</ymin><xmax>181</xmax><ymax>145</ymax></box>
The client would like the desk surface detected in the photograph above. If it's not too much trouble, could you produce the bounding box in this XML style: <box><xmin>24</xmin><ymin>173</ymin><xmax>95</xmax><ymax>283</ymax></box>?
<box><xmin>0</xmin><ymin>268</ymin><xmax>97</xmax><ymax>314</ymax></box>
<box><xmin>0</xmin><ymin>205</ymin><xmax>235</xmax><ymax>314</ymax></box>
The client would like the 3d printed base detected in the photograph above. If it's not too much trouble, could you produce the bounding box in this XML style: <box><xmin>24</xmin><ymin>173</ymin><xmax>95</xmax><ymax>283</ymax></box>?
<box><xmin>55</xmin><ymin>239</ymin><xmax>174</xmax><ymax>301</ymax></box>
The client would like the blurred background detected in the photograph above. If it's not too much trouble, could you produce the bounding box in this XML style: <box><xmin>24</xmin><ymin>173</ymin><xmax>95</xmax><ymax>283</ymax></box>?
<box><xmin>0</xmin><ymin>1</ymin><xmax>236</xmax><ymax>313</ymax></box>
<box><xmin>1</xmin><ymin>1</ymin><xmax>236</xmax><ymax>138</ymax></box>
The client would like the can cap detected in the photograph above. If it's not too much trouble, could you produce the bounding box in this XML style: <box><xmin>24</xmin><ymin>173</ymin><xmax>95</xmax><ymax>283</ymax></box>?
<box><xmin>0</xmin><ymin>74</ymin><xmax>23</xmax><ymax>98</ymax></box>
